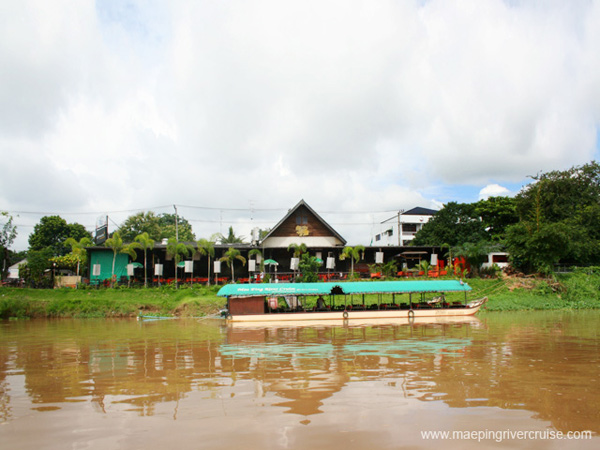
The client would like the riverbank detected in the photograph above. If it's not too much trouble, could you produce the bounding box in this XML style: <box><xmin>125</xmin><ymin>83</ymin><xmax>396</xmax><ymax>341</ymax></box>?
<box><xmin>2</xmin><ymin>269</ymin><xmax>599</xmax><ymax>319</ymax></box>
<box><xmin>0</xmin><ymin>285</ymin><xmax>224</xmax><ymax>319</ymax></box>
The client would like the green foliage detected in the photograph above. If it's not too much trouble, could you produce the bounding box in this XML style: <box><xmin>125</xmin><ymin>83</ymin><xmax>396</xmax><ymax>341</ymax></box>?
<box><xmin>506</xmin><ymin>162</ymin><xmax>600</xmax><ymax>273</ymax></box>
<box><xmin>219</xmin><ymin>247</ymin><xmax>246</xmax><ymax>281</ymax></box>
<box><xmin>340</xmin><ymin>245</ymin><xmax>365</xmax><ymax>278</ymax></box>
<box><xmin>28</xmin><ymin>215</ymin><xmax>91</xmax><ymax>256</ymax></box>
<box><xmin>20</xmin><ymin>248</ymin><xmax>54</xmax><ymax>286</ymax></box>
<box><xmin>1</xmin><ymin>211</ymin><xmax>18</xmax><ymax>279</ymax></box>
<box><xmin>0</xmin><ymin>285</ymin><xmax>224</xmax><ymax>318</ymax></box>
<box><xmin>197</xmin><ymin>238</ymin><xmax>216</xmax><ymax>284</ymax></box>
<box><xmin>218</xmin><ymin>226</ymin><xmax>245</xmax><ymax>244</ymax></box>
<box><xmin>119</xmin><ymin>212</ymin><xmax>162</xmax><ymax>242</ymax></box>
<box><xmin>64</xmin><ymin>236</ymin><xmax>92</xmax><ymax>276</ymax></box>
<box><xmin>50</xmin><ymin>253</ymin><xmax>79</xmax><ymax>270</ymax></box>
<box><xmin>473</xmin><ymin>196</ymin><xmax>519</xmax><ymax>241</ymax></box>
<box><xmin>158</xmin><ymin>213</ymin><xmax>196</xmax><ymax>241</ymax></box>
<box><xmin>105</xmin><ymin>231</ymin><xmax>140</xmax><ymax>283</ymax></box>
<box><xmin>134</xmin><ymin>232</ymin><xmax>155</xmax><ymax>287</ymax></box>
<box><xmin>382</xmin><ymin>260</ymin><xmax>398</xmax><ymax>278</ymax></box>
<box><xmin>119</xmin><ymin>211</ymin><xmax>196</xmax><ymax>242</ymax></box>
<box><xmin>166</xmin><ymin>238</ymin><xmax>195</xmax><ymax>287</ymax></box>
<box><xmin>297</xmin><ymin>253</ymin><xmax>320</xmax><ymax>282</ymax></box>
<box><xmin>412</xmin><ymin>202</ymin><xmax>489</xmax><ymax>247</ymax></box>
<box><xmin>287</xmin><ymin>242</ymin><xmax>308</xmax><ymax>257</ymax></box>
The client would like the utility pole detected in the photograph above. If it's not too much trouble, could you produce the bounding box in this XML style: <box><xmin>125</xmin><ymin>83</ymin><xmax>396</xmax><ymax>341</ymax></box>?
<box><xmin>174</xmin><ymin>205</ymin><xmax>179</xmax><ymax>241</ymax></box>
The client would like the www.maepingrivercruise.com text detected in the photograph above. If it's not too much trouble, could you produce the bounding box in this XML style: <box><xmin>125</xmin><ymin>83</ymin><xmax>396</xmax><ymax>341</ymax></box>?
<box><xmin>421</xmin><ymin>429</ymin><xmax>593</xmax><ymax>443</ymax></box>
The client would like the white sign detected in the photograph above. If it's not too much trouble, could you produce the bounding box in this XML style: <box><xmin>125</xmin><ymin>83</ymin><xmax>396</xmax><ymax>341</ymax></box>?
<box><xmin>155</xmin><ymin>264</ymin><xmax>163</xmax><ymax>276</ymax></box>
<box><xmin>92</xmin><ymin>264</ymin><xmax>101</xmax><ymax>276</ymax></box>
<box><xmin>185</xmin><ymin>261</ymin><xmax>194</xmax><ymax>273</ymax></box>
<box><xmin>375</xmin><ymin>252</ymin><xmax>384</xmax><ymax>264</ymax></box>
<box><xmin>326</xmin><ymin>257</ymin><xmax>335</xmax><ymax>269</ymax></box>
<box><xmin>249</xmin><ymin>260</ymin><xmax>256</xmax><ymax>272</ymax></box>
<box><xmin>214</xmin><ymin>261</ymin><xmax>221</xmax><ymax>274</ymax></box>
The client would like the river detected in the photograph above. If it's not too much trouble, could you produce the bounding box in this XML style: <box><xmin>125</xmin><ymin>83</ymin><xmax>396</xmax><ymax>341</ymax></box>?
<box><xmin>1</xmin><ymin>311</ymin><xmax>599</xmax><ymax>449</ymax></box>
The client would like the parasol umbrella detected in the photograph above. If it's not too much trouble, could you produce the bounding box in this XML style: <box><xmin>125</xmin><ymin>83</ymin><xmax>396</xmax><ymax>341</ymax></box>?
<box><xmin>176</xmin><ymin>261</ymin><xmax>186</xmax><ymax>268</ymax></box>
<box><xmin>131</xmin><ymin>262</ymin><xmax>144</xmax><ymax>268</ymax></box>
<box><xmin>264</xmin><ymin>259</ymin><xmax>278</xmax><ymax>265</ymax></box>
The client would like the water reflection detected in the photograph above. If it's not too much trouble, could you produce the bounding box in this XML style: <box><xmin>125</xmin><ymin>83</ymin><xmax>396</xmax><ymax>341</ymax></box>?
<box><xmin>1</xmin><ymin>312</ymin><xmax>599</xmax><ymax>441</ymax></box>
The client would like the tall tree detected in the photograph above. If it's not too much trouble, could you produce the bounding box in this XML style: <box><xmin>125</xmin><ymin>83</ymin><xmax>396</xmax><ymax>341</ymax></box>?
<box><xmin>1</xmin><ymin>211</ymin><xmax>17</xmax><ymax>279</ymax></box>
<box><xmin>506</xmin><ymin>161</ymin><xmax>600</xmax><ymax>273</ymax></box>
<box><xmin>119</xmin><ymin>211</ymin><xmax>196</xmax><ymax>242</ymax></box>
<box><xmin>339</xmin><ymin>245</ymin><xmax>365</xmax><ymax>279</ymax></box>
<box><xmin>166</xmin><ymin>238</ymin><xmax>194</xmax><ymax>288</ymax></box>
<box><xmin>473</xmin><ymin>196</ymin><xmax>519</xmax><ymax>241</ymax></box>
<box><xmin>29</xmin><ymin>216</ymin><xmax>91</xmax><ymax>256</ymax></box>
<box><xmin>105</xmin><ymin>231</ymin><xmax>140</xmax><ymax>285</ymax></box>
<box><xmin>412</xmin><ymin>202</ymin><xmax>489</xmax><ymax>247</ymax></box>
<box><xmin>219</xmin><ymin>247</ymin><xmax>246</xmax><ymax>282</ymax></box>
<box><xmin>218</xmin><ymin>226</ymin><xmax>245</xmax><ymax>244</ymax></box>
<box><xmin>197</xmin><ymin>238</ymin><xmax>215</xmax><ymax>285</ymax></box>
<box><xmin>119</xmin><ymin>212</ymin><xmax>161</xmax><ymax>242</ymax></box>
<box><xmin>158</xmin><ymin>213</ymin><xmax>196</xmax><ymax>241</ymax></box>
<box><xmin>134</xmin><ymin>232</ymin><xmax>155</xmax><ymax>287</ymax></box>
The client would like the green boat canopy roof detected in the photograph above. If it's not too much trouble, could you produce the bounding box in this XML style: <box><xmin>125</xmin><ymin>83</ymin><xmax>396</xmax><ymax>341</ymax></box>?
<box><xmin>217</xmin><ymin>280</ymin><xmax>471</xmax><ymax>298</ymax></box>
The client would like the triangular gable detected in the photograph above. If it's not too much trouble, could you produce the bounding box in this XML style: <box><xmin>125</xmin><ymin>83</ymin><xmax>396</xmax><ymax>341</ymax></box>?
<box><xmin>262</xmin><ymin>200</ymin><xmax>346</xmax><ymax>248</ymax></box>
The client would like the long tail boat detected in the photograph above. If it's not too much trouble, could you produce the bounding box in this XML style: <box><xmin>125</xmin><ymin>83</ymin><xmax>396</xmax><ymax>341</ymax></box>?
<box><xmin>217</xmin><ymin>280</ymin><xmax>487</xmax><ymax>323</ymax></box>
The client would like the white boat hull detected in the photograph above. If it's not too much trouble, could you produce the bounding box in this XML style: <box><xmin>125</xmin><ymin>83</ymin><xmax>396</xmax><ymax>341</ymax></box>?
<box><xmin>226</xmin><ymin>298</ymin><xmax>486</xmax><ymax>323</ymax></box>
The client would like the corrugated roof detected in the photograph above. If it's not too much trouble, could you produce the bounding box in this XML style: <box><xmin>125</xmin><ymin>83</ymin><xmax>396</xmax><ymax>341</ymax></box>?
<box><xmin>217</xmin><ymin>280</ymin><xmax>471</xmax><ymax>297</ymax></box>
<box><xmin>403</xmin><ymin>207</ymin><xmax>438</xmax><ymax>216</ymax></box>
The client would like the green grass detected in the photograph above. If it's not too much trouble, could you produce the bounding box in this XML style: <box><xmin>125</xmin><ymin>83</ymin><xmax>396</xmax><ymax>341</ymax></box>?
<box><xmin>0</xmin><ymin>284</ymin><xmax>224</xmax><ymax>319</ymax></box>
<box><xmin>2</xmin><ymin>270</ymin><xmax>600</xmax><ymax>319</ymax></box>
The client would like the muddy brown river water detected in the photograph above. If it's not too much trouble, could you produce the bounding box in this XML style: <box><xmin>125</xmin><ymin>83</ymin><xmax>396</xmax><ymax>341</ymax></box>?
<box><xmin>1</xmin><ymin>311</ymin><xmax>599</xmax><ymax>449</ymax></box>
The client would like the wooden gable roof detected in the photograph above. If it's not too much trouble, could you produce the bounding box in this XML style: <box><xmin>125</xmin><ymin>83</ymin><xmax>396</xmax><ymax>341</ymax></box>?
<box><xmin>262</xmin><ymin>200</ymin><xmax>346</xmax><ymax>245</ymax></box>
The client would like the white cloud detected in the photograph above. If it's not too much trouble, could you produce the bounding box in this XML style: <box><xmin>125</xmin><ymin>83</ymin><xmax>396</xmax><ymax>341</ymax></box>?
<box><xmin>479</xmin><ymin>184</ymin><xmax>511</xmax><ymax>200</ymax></box>
<box><xmin>1</xmin><ymin>0</ymin><xmax>599</xmax><ymax>251</ymax></box>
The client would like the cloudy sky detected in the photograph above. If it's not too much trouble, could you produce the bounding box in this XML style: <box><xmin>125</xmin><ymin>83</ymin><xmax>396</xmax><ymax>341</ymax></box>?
<box><xmin>1</xmin><ymin>0</ymin><xmax>599</xmax><ymax>251</ymax></box>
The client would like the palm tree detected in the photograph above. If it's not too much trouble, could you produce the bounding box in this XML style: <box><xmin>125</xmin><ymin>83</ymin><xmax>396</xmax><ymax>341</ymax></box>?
<box><xmin>287</xmin><ymin>242</ymin><xmax>308</xmax><ymax>257</ymax></box>
<box><xmin>219</xmin><ymin>247</ymin><xmax>246</xmax><ymax>282</ymax></box>
<box><xmin>340</xmin><ymin>245</ymin><xmax>365</xmax><ymax>279</ymax></box>
<box><xmin>166</xmin><ymin>238</ymin><xmax>194</xmax><ymax>288</ymax></box>
<box><xmin>134</xmin><ymin>232</ymin><xmax>155</xmax><ymax>287</ymax></box>
<box><xmin>197</xmin><ymin>238</ymin><xmax>215</xmax><ymax>285</ymax></box>
<box><xmin>65</xmin><ymin>236</ymin><xmax>92</xmax><ymax>277</ymax></box>
<box><xmin>219</xmin><ymin>226</ymin><xmax>245</xmax><ymax>244</ymax></box>
<box><xmin>419</xmin><ymin>259</ymin><xmax>431</xmax><ymax>278</ymax></box>
<box><xmin>104</xmin><ymin>231</ymin><xmax>140</xmax><ymax>286</ymax></box>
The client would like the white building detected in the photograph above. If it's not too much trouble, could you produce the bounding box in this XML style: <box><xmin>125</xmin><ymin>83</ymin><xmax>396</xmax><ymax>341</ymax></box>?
<box><xmin>372</xmin><ymin>207</ymin><xmax>438</xmax><ymax>246</ymax></box>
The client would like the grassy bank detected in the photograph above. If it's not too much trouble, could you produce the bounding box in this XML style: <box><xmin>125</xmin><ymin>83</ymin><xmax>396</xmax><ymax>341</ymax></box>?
<box><xmin>0</xmin><ymin>285</ymin><xmax>224</xmax><ymax>319</ymax></box>
<box><xmin>2</xmin><ymin>269</ymin><xmax>599</xmax><ymax>319</ymax></box>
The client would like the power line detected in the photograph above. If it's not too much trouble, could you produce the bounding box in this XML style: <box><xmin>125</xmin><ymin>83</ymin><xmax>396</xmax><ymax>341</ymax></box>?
<box><xmin>3</xmin><ymin>204</ymin><xmax>401</xmax><ymax>217</ymax></box>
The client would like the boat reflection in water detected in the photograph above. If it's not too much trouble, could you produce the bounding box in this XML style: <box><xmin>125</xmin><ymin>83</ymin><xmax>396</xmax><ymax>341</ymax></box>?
<box><xmin>220</xmin><ymin>317</ymin><xmax>480</xmax><ymax>416</ymax></box>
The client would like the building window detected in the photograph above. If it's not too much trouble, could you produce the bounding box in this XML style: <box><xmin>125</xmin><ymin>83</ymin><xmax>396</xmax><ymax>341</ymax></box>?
<box><xmin>375</xmin><ymin>234</ymin><xmax>381</xmax><ymax>241</ymax></box>
<box><xmin>296</xmin><ymin>215</ymin><xmax>308</xmax><ymax>225</ymax></box>
<box><xmin>402</xmin><ymin>223</ymin><xmax>418</xmax><ymax>234</ymax></box>
<box><xmin>386</xmin><ymin>229</ymin><xmax>393</xmax><ymax>236</ymax></box>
